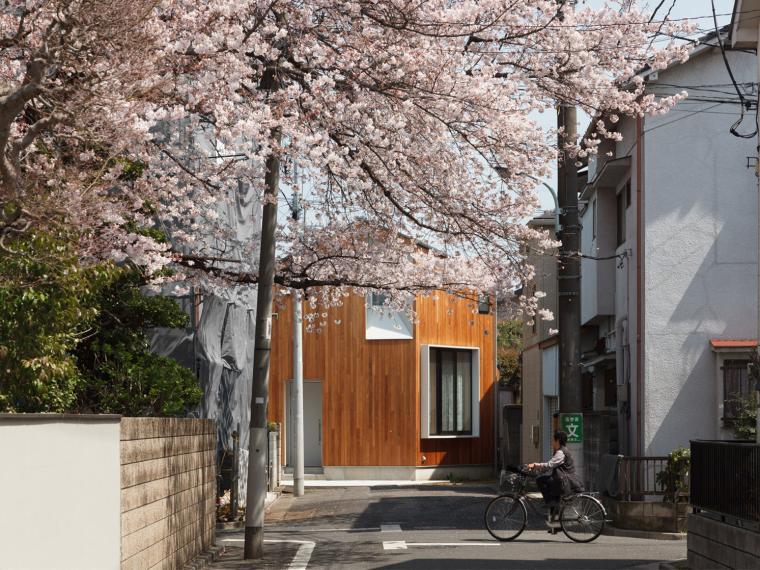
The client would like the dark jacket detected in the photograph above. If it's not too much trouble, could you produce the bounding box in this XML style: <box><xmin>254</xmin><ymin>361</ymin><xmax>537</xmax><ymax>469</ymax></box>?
<box><xmin>552</xmin><ymin>446</ymin><xmax>584</xmax><ymax>496</ymax></box>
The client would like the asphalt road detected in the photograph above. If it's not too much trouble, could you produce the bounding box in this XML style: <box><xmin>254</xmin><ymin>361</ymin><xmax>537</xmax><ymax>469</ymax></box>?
<box><xmin>213</xmin><ymin>484</ymin><xmax>686</xmax><ymax>569</ymax></box>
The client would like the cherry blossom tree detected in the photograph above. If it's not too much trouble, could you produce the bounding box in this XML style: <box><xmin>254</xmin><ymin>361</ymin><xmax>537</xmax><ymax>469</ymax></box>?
<box><xmin>147</xmin><ymin>0</ymin><xmax>691</xmax><ymax>312</ymax></box>
<box><xmin>2</xmin><ymin>0</ymin><xmax>690</xmax><ymax>305</ymax></box>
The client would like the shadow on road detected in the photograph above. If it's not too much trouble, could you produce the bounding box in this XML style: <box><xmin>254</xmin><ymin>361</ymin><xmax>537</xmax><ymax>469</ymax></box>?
<box><xmin>375</xmin><ymin>558</ymin><xmax>660</xmax><ymax>569</ymax></box>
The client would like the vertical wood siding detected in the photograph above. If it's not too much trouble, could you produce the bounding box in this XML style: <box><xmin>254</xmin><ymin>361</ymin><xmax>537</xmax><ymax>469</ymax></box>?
<box><xmin>268</xmin><ymin>291</ymin><xmax>496</xmax><ymax>468</ymax></box>
<box><xmin>415</xmin><ymin>293</ymin><xmax>496</xmax><ymax>466</ymax></box>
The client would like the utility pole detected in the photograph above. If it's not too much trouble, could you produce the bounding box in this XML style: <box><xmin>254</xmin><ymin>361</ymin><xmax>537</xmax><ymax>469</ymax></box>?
<box><xmin>244</xmin><ymin>67</ymin><xmax>279</xmax><ymax>559</ymax></box>
<box><xmin>291</xmin><ymin>180</ymin><xmax>305</xmax><ymax>497</ymax></box>
<box><xmin>556</xmin><ymin>0</ymin><xmax>583</xmax><ymax>476</ymax></box>
<box><xmin>756</xmin><ymin>20</ymin><xmax>760</xmax><ymax>445</ymax></box>
<box><xmin>557</xmin><ymin>104</ymin><xmax>582</xmax><ymax>413</ymax></box>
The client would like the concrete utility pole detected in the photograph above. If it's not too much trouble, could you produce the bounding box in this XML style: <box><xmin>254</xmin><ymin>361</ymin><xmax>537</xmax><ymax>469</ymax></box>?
<box><xmin>557</xmin><ymin>0</ymin><xmax>582</xmax><ymax>475</ymax></box>
<box><xmin>557</xmin><ymin>106</ymin><xmax>583</xmax><ymax>408</ymax></box>
<box><xmin>756</xmin><ymin>20</ymin><xmax>760</xmax><ymax>445</ymax></box>
<box><xmin>293</xmin><ymin>290</ymin><xmax>305</xmax><ymax>496</ymax></box>
<box><xmin>244</xmin><ymin>69</ymin><xmax>280</xmax><ymax>560</ymax></box>
<box><xmin>291</xmin><ymin>185</ymin><xmax>305</xmax><ymax>497</ymax></box>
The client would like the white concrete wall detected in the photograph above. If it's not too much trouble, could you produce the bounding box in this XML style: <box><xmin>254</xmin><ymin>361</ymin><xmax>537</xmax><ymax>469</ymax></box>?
<box><xmin>541</xmin><ymin>345</ymin><xmax>559</xmax><ymax>397</ymax></box>
<box><xmin>642</xmin><ymin>48</ymin><xmax>758</xmax><ymax>455</ymax></box>
<box><xmin>0</xmin><ymin>415</ymin><xmax>121</xmax><ymax>569</ymax></box>
<box><xmin>581</xmin><ymin>201</ymin><xmax>599</xmax><ymax>323</ymax></box>
<box><xmin>581</xmin><ymin>191</ymin><xmax>617</xmax><ymax>325</ymax></box>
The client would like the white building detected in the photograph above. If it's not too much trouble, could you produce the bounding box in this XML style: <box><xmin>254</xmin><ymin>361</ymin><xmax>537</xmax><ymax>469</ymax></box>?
<box><xmin>580</xmin><ymin>31</ymin><xmax>758</xmax><ymax>459</ymax></box>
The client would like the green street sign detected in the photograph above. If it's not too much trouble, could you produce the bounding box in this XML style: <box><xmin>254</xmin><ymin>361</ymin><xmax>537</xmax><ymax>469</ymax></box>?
<box><xmin>560</xmin><ymin>413</ymin><xmax>583</xmax><ymax>443</ymax></box>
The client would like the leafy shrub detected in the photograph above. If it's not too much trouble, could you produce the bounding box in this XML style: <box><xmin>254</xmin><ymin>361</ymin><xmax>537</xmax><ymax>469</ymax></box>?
<box><xmin>0</xmin><ymin>233</ymin><xmax>109</xmax><ymax>412</ymax></box>
<box><xmin>0</xmin><ymin>232</ymin><xmax>201</xmax><ymax>415</ymax></box>
<box><xmin>655</xmin><ymin>447</ymin><xmax>690</xmax><ymax>502</ymax></box>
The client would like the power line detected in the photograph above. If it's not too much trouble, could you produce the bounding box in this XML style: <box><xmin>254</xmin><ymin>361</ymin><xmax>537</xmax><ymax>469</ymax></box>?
<box><xmin>711</xmin><ymin>0</ymin><xmax>757</xmax><ymax>138</ymax></box>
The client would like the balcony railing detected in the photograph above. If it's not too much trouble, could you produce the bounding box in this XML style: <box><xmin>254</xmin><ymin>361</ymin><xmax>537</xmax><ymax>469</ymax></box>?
<box><xmin>691</xmin><ymin>440</ymin><xmax>760</xmax><ymax>523</ymax></box>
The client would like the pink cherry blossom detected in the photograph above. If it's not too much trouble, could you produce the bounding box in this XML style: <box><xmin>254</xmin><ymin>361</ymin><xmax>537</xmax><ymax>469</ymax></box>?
<box><xmin>0</xmin><ymin>1</ymin><xmax>692</xmax><ymax>319</ymax></box>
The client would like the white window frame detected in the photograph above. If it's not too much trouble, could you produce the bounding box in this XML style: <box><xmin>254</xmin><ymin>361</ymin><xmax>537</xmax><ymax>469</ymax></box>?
<box><xmin>420</xmin><ymin>344</ymin><xmax>480</xmax><ymax>439</ymax></box>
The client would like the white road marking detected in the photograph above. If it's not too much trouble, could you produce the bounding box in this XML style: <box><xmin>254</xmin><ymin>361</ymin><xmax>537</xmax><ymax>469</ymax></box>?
<box><xmin>382</xmin><ymin>540</ymin><xmax>501</xmax><ymax>550</ymax></box>
<box><xmin>380</xmin><ymin>524</ymin><xmax>402</xmax><ymax>532</ymax></box>
<box><xmin>406</xmin><ymin>542</ymin><xmax>501</xmax><ymax>547</ymax></box>
<box><xmin>269</xmin><ymin>526</ymin><xmax>381</xmax><ymax>532</ymax></box>
<box><xmin>219</xmin><ymin>538</ymin><xmax>315</xmax><ymax>569</ymax></box>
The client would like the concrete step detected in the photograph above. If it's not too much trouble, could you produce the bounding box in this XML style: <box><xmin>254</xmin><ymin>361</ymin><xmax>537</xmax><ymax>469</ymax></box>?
<box><xmin>281</xmin><ymin>473</ymin><xmax>327</xmax><ymax>481</ymax></box>
<box><xmin>282</xmin><ymin>467</ymin><xmax>325</xmax><ymax>479</ymax></box>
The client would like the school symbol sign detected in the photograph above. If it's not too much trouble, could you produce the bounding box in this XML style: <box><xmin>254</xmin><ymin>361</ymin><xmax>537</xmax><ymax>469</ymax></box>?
<box><xmin>559</xmin><ymin>413</ymin><xmax>583</xmax><ymax>444</ymax></box>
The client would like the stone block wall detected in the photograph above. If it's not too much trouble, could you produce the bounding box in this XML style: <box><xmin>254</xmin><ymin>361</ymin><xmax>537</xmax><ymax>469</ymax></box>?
<box><xmin>120</xmin><ymin>418</ymin><xmax>216</xmax><ymax>569</ymax></box>
<box><xmin>605</xmin><ymin>498</ymin><xmax>689</xmax><ymax>532</ymax></box>
<box><xmin>688</xmin><ymin>513</ymin><xmax>760</xmax><ymax>569</ymax></box>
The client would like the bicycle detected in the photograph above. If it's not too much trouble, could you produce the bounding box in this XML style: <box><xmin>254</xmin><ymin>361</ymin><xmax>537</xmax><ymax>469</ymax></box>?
<box><xmin>484</xmin><ymin>465</ymin><xmax>607</xmax><ymax>543</ymax></box>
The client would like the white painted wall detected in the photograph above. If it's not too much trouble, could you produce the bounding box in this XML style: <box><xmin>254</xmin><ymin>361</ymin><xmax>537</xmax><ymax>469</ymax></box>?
<box><xmin>541</xmin><ymin>345</ymin><xmax>559</xmax><ymax>397</ymax></box>
<box><xmin>581</xmin><ymin>190</ymin><xmax>618</xmax><ymax>325</ymax></box>
<box><xmin>642</xmin><ymin>48</ymin><xmax>758</xmax><ymax>454</ymax></box>
<box><xmin>0</xmin><ymin>416</ymin><xmax>121</xmax><ymax>569</ymax></box>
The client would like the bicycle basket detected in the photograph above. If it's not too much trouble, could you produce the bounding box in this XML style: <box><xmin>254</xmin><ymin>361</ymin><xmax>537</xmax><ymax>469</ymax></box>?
<box><xmin>498</xmin><ymin>469</ymin><xmax>522</xmax><ymax>492</ymax></box>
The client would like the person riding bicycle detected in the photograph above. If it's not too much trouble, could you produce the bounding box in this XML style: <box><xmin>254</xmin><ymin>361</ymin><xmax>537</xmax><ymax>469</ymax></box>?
<box><xmin>527</xmin><ymin>430</ymin><xmax>584</xmax><ymax>508</ymax></box>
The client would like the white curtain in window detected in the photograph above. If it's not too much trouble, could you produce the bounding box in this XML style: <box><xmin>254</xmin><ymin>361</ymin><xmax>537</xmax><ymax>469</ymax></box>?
<box><xmin>429</xmin><ymin>352</ymin><xmax>437</xmax><ymax>435</ymax></box>
<box><xmin>457</xmin><ymin>351</ymin><xmax>472</xmax><ymax>432</ymax></box>
<box><xmin>441</xmin><ymin>351</ymin><xmax>455</xmax><ymax>432</ymax></box>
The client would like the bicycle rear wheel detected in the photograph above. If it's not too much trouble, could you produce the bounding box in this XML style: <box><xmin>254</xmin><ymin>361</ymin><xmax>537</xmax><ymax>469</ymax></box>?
<box><xmin>484</xmin><ymin>494</ymin><xmax>527</xmax><ymax>541</ymax></box>
<box><xmin>560</xmin><ymin>495</ymin><xmax>606</xmax><ymax>543</ymax></box>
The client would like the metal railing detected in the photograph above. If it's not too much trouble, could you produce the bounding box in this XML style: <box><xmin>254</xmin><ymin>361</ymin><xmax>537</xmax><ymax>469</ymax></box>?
<box><xmin>691</xmin><ymin>440</ymin><xmax>760</xmax><ymax>523</ymax></box>
<box><xmin>618</xmin><ymin>456</ymin><xmax>671</xmax><ymax>501</ymax></box>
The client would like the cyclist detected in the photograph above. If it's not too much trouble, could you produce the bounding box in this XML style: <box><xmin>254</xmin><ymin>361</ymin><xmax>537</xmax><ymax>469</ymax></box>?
<box><xmin>527</xmin><ymin>430</ymin><xmax>584</xmax><ymax>514</ymax></box>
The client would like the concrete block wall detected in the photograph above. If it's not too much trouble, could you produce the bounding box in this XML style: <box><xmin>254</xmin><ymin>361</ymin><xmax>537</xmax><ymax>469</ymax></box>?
<box><xmin>605</xmin><ymin>499</ymin><xmax>689</xmax><ymax>532</ymax></box>
<box><xmin>120</xmin><ymin>418</ymin><xmax>216</xmax><ymax>570</ymax></box>
<box><xmin>688</xmin><ymin>513</ymin><xmax>760</xmax><ymax>569</ymax></box>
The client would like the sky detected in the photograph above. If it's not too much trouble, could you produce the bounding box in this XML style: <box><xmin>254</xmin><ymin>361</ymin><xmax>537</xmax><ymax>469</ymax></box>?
<box><xmin>533</xmin><ymin>0</ymin><xmax>737</xmax><ymax>211</ymax></box>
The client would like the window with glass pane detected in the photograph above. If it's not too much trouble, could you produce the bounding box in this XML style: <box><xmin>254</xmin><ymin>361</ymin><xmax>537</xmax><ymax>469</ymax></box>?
<box><xmin>723</xmin><ymin>359</ymin><xmax>751</xmax><ymax>422</ymax></box>
<box><xmin>429</xmin><ymin>348</ymin><xmax>473</xmax><ymax>435</ymax></box>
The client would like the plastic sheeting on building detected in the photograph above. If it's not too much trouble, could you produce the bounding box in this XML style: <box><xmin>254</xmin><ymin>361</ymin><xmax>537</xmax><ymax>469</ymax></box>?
<box><xmin>150</xmin><ymin>290</ymin><xmax>256</xmax><ymax>506</ymax></box>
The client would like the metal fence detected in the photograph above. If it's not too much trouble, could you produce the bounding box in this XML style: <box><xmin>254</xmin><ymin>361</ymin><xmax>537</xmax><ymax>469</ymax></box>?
<box><xmin>618</xmin><ymin>456</ymin><xmax>670</xmax><ymax>501</ymax></box>
<box><xmin>691</xmin><ymin>440</ymin><xmax>760</xmax><ymax>523</ymax></box>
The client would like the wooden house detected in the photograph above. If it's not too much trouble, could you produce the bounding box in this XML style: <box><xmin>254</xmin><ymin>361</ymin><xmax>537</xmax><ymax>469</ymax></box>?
<box><xmin>268</xmin><ymin>290</ymin><xmax>497</xmax><ymax>480</ymax></box>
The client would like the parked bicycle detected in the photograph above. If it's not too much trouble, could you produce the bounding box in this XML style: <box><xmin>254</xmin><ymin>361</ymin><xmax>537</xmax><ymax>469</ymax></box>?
<box><xmin>485</xmin><ymin>465</ymin><xmax>607</xmax><ymax>543</ymax></box>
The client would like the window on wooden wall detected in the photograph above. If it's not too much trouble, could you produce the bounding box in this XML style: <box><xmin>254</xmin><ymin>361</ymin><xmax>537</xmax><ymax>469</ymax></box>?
<box><xmin>365</xmin><ymin>293</ymin><xmax>413</xmax><ymax>340</ymax></box>
<box><xmin>421</xmin><ymin>345</ymin><xmax>480</xmax><ymax>438</ymax></box>
<box><xmin>477</xmin><ymin>293</ymin><xmax>491</xmax><ymax>314</ymax></box>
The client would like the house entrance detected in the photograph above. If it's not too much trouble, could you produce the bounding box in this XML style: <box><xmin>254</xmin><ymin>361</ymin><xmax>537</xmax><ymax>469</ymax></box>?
<box><xmin>286</xmin><ymin>380</ymin><xmax>323</xmax><ymax>468</ymax></box>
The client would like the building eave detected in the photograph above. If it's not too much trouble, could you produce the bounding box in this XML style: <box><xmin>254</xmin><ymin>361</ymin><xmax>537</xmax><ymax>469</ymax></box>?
<box><xmin>710</xmin><ymin>338</ymin><xmax>758</xmax><ymax>352</ymax></box>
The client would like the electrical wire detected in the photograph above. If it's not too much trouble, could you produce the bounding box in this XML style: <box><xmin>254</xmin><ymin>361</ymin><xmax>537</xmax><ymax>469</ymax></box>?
<box><xmin>647</xmin><ymin>0</ymin><xmax>678</xmax><ymax>52</ymax></box>
<box><xmin>711</xmin><ymin>0</ymin><xmax>757</xmax><ymax>138</ymax></box>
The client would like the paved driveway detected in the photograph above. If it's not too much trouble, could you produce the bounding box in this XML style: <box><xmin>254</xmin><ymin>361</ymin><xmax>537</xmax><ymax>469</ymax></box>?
<box><xmin>214</xmin><ymin>484</ymin><xmax>686</xmax><ymax>569</ymax></box>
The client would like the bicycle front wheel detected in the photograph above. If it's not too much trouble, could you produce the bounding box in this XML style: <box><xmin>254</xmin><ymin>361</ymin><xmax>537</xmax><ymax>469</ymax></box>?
<box><xmin>560</xmin><ymin>495</ymin><xmax>606</xmax><ymax>543</ymax></box>
<box><xmin>484</xmin><ymin>494</ymin><xmax>527</xmax><ymax>541</ymax></box>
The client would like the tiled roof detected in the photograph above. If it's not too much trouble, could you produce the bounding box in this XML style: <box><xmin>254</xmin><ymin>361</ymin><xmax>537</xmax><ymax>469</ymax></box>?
<box><xmin>710</xmin><ymin>339</ymin><xmax>758</xmax><ymax>349</ymax></box>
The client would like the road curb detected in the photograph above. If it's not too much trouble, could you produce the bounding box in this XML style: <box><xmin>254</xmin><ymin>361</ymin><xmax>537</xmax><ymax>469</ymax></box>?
<box><xmin>603</xmin><ymin>525</ymin><xmax>686</xmax><ymax>541</ymax></box>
